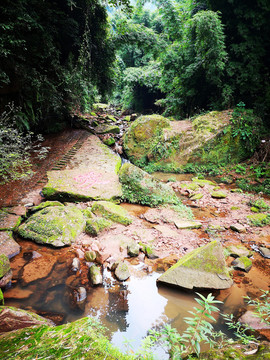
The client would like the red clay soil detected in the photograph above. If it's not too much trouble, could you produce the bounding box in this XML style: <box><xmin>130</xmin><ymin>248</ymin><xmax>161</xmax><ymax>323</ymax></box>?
<box><xmin>0</xmin><ymin>127</ymin><xmax>89</xmax><ymax>207</ymax></box>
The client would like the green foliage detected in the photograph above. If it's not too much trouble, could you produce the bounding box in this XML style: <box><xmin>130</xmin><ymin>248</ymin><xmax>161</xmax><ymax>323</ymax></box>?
<box><xmin>0</xmin><ymin>103</ymin><xmax>49</xmax><ymax>183</ymax></box>
<box><xmin>231</xmin><ymin>102</ymin><xmax>262</xmax><ymax>154</ymax></box>
<box><xmin>0</xmin><ymin>0</ymin><xmax>122</xmax><ymax>131</ymax></box>
<box><xmin>142</xmin><ymin>293</ymin><xmax>222</xmax><ymax>359</ymax></box>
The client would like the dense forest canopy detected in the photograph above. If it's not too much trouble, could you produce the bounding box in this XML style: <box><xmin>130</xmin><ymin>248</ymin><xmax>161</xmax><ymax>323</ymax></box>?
<box><xmin>0</xmin><ymin>0</ymin><xmax>269</xmax><ymax>129</ymax></box>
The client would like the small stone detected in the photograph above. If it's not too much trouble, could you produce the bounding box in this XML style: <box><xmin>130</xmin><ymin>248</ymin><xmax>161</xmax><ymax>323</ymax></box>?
<box><xmin>258</xmin><ymin>246</ymin><xmax>270</xmax><ymax>259</ymax></box>
<box><xmin>84</xmin><ymin>251</ymin><xmax>96</xmax><ymax>262</ymax></box>
<box><xmin>115</xmin><ymin>262</ymin><xmax>130</xmax><ymax>281</ymax></box>
<box><xmin>230</xmin><ymin>223</ymin><xmax>246</xmax><ymax>233</ymax></box>
<box><xmin>88</xmin><ymin>264</ymin><xmax>103</xmax><ymax>285</ymax></box>
<box><xmin>227</xmin><ymin>245</ymin><xmax>252</xmax><ymax>258</ymax></box>
<box><xmin>231</xmin><ymin>256</ymin><xmax>252</xmax><ymax>272</ymax></box>
<box><xmin>22</xmin><ymin>256</ymin><xmax>56</xmax><ymax>285</ymax></box>
<box><xmin>211</xmin><ymin>191</ymin><xmax>227</xmax><ymax>199</ymax></box>
<box><xmin>4</xmin><ymin>288</ymin><xmax>33</xmax><ymax>300</ymax></box>
<box><xmin>71</xmin><ymin>258</ymin><xmax>80</xmax><ymax>272</ymax></box>
<box><xmin>127</xmin><ymin>241</ymin><xmax>140</xmax><ymax>257</ymax></box>
<box><xmin>140</xmin><ymin>243</ymin><xmax>158</xmax><ymax>259</ymax></box>
<box><xmin>174</xmin><ymin>220</ymin><xmax>202</xmax><ymax>229</ymax></box>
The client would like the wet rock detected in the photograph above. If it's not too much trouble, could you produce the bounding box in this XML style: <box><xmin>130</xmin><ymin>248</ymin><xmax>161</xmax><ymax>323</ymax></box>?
<box><xmin>17</xmin><ymin>205</ymin><xmax>85</xmax><ymax>247</ymax></box>
<box><xmin>0</xmin><ymin>232</ymin><xmax>20</xmax><ymax>259</ymax></box>
<box><xmin>239</xmin><ymin>310</ymin><xmax>270</xmax><ymax>330</ymax></box>
<box><xmin>258</xmin><ymin>246</ymin><xmax>270</xmax><ymax>259</ymax></box>
<box><xmin>157</xmin><ymin>240</ymin><xmax>233</xmax><ymax>290</ymax></box>
<box><xmin>174</xmin><ymin>219</ymin><xmax>202</xmax><ymax>229</ymax></box>
<box><xmin>127</xmin><ymin>241</ymin><xmax>140</xmax><ymax>257</ymax></box>
<box><xmin>22</xmin><ymin>256</ymin><xmax>56</xmax><ymax>285</ymax></box>
<box><xmin>71</xmin><ymin>257</ymin><xmax>80</xmax><ymax>272</ymax></box>
<box><xmin>115</xmin><ymin>261</ymin><xmax>130</xmax><ymax>281</ymax></box>
<box><xmin>227</xmin><ymin>245</ymin><xmax>252</xmax><ymax>258</ymax></box>
<box><xmin>0</xmin><ymin>306</ymin><xmax>54</xmax><ymax>333</ymax></box>
<box><xmin>42</xmin><ymin>136</ymin><xmax>122</xmax><ymax>202</ymax></box>
<box><xmin>4</xmin><ymin>288</ymin><xmax>33</xmax><ymax>300</ymax></box>
<box><xmin>65</xmin><ymin>275</ymin><xmax>80</xmax><ymax>288</ymax></box>
<box><xmin>0</xmin><ymin>210</ymin><xmax>21</xmax><ymax>231</ymax></box>
<box><xmin>85</xmin><ymin>251</ymin><xmax>96</xmax><ymax>262</ymax></box>
<box><xmin>108</xmin><ymin>286</ymin><xmax>129</xmax><ymax>312</ymax></box>
<box><xmin>230</xmin><ymin>223</ymin><xmax>247</xmax><ymax>233</ymax></box>
<box><xmin>231</xmin><ymin>256</ymin><xmax>252</xmax><ymax>272</ymax></box>
<box><xmin>119</xmin><ymin>163</ymin><xmax>180</xmax><ymax>207</ymax></box>
<box><xmin>0</xmin><ymin>254</ymin><xmax>10</xmax><ymax>278</ymax></box>
<box><xmin>85</xmin><ymin>217</ymin><xmax>112</xmax><ymax>236</ymax></box>
<box><xmin>69</xmin><ymin>287</ymin><xmax>87</xmax><ymax>310</ymax></box>
<box><xmin>89</xmin><ymin>264</ymin><xmax>103</xmax><ymax>285</ymax></box>
<box><xmin>0</xmin><ymin>269</ymin><xmax>12</xmax><ymax>288</ymax></box>
<box><xmin>91</xmin><ymin>201</ymin><xmax>133</xmax><ymax>225</ymax></box>
<box><xmin>211</xmin><ymin>191</ymin><xmax>227</xmax><ymax>199</ymax></box>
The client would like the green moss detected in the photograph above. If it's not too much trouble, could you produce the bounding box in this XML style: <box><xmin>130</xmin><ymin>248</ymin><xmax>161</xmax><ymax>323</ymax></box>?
<box><xmin>247</xmin><ymin>213</ymin><xmax>270</xmax><ymax>227</ymax></box>
<box><xmin>251</xmin><ymin>206</ymin><xmax>260</xmax><ymax>213</ymax></box>
<box><xmin>192</xmin><ymin>179</ymin><xmax>216</xmax><ymax>187</ymax></box>
<box><xmin>103</xmin><ymin>137</ymin><xmax>115</xmax><ymax>146</ymax></box>
<box><xmin>231</xmin><ymin>206</ymin><xmax>240</xmax><ymax>210</ymax></box>
<box><xmin>211</xmin><ymin>191</ymin><xmax>227</xmax><ymax>199</ymax></box>
<box><xmin>190</xmin><ymin>193</ymin><xmax>203</xmax><ymax>200</ymax></box>
<box><xmin>91</xmin><ymin>201</ymin><xmax>133</xmax><ymax>225</ymax></box>
<box><xmin>0</xmin><ymin>317</ymin><xmax>133</xmax><ymax>360</ymax></box>
<box><xmin>250</xmin><ymin>199</ymin><xmax>270</xmax><ymax>211</ymax></box>
<box><xmin>85</xmin><ymin>217</ymin><xmax>112</xmax><ymax>236</ymax></box>
<box><xmin>0</xmin><ymin>289</ymin><xmax>4</xmax><ymax>305</ymax></box>
<box><xmin>17</xmin><ymin>206</ymin><xmax>85</xmax><ymax>247</ymax></box>
<box><xmin>0</xmin><ymin>254</ymin><xmax>10</xmax><ymax>278</ymax></box>
<box><xmin>29</xmin><ymin>201</ymin><xmax>64</xmax><ymax>214</ymax></box>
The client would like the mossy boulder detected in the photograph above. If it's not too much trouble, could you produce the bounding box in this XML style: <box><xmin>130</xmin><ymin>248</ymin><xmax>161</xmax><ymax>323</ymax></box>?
<box><xmin>0</xmin><ymin>317</ymin><xmax>131</xmax><ymax>359</ymax></box>
<box><xmin>190</xmin><ymin>193</ymin><xmax>203</xmax><ymax>201</ymax></box>
<box><xmin>119</xmin><ymin>163</ymin><xmax>179</xmax><ymax>207</ymax></box>
<box><xmin>92</xmin><ymin>103</ymin><xmax>109</xmax><ymax>111</ymax></box>
<box><xmin>123</xmin><ymin>114</ymin><xmax>171</xmax><ymax>163</ymax></box>
<box><xmin>95</xmin><ymin>124</ymin><xmax>120</xmax><ymax>135</ymax></box>
<box><xmin>157</xmin><ymin>240</ymin><xmax>233</xmax><ymax>290</ymax></box>
<box><xmin>85</xmin><ymin>217</ymin><xmax>112</xmax><ymax>236</ymax></box>
<box><xmin>17</xmin><ymin>206</ymin><xmax>85</xmax><ymax>247</ymax></box>
<box><xmin>0</xmin><ymin>306</ymin><xmax>54</xmax><ymax>333</ymax></box>
<box><xmin>211</xmin><ymin>191</ymin><xmax>227</xmax><ymax>199</ymax></box>
<box><xmin>91</xmin><ymin>201</ymin><xmax>133</xmax><ymax>225</ymax></box>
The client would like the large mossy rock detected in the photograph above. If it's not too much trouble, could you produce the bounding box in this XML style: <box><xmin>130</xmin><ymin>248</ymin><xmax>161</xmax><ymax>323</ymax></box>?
<box><xmin>0</xmin><ymin>306</ymin><xmax>54</xmax><ymax>333</ymax></box>
<box><xmin>123</xmin><ymin>114</ymin><xmax>171</xmax><ymax>164</ymax></box>
<box><xmin>43</xmin><ymin>136</ymin><xmax>122</xmax><ymax>202</ymax></box>
<box><xmin>91</xmin><ymin>201</ymin><xmax>133</xmax><ymax>225</ymax></box>
<box><xmin>0</xmin><ymin>317</ymin><xmax>131</xmax><ymax>359</ymax></box>
<box><xmin>157</xmin><ymin>240</ymin><xmax>233</xmax><ymax>290</ymax></box>
<box><xmin>123</xmin><ymin>110</ymin><xmax>250</xmax><ymax>169</ymax></box>
<box><xmin>119</xmin><ymin>163</ymin><xmax>179</xmax><ymax>207</ymax></box>
<box><xmin>17</xmin><ymin>206</ymin><xmax>85</xmax><ymax>247</ymax></box>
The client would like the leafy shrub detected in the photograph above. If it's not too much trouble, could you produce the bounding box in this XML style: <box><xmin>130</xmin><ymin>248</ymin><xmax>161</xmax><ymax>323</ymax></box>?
<box><xmin>0</xmin><ymin>104</ymin><xmax>49</xmax><ymax>183</ymax></box>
